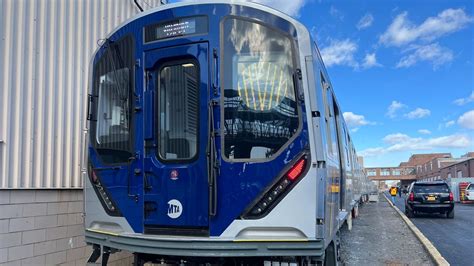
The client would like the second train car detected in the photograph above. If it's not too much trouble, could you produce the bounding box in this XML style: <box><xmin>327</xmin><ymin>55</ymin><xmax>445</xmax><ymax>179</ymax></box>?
<box><xmin>84</xmin><ymin>1</ymin><xmax>374</xmax><ymax>265</ymax></box>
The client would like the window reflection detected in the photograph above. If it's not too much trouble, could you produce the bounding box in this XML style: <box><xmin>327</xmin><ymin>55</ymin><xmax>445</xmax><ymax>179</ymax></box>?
<box><xmin>91</xmin><ymin>36</ymin><xmax>134</xmax><ymax>164</ymax></box>
<box><xmin>223</xmin><ymin>18</ymin><xmax>299</xmax><ymax>160</ymax></box>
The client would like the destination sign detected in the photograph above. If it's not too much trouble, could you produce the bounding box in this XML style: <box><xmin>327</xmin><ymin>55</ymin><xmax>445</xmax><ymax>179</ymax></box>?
<box><xmin>145</xmin><ymin>16</ymin><xmax>208</xmax><ymax>43</ymax></box>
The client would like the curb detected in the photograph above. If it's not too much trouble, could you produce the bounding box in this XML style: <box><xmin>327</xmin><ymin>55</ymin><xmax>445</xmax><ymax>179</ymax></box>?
<box><xmin>383</xmin><ymin>193</ymin><xmax>450</xmax><ymax>266</ymax></box>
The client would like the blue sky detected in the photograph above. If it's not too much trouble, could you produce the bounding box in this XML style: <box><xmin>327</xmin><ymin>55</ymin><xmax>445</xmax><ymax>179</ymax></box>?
<box><xmin>172</xmin><ymin>0</ymin><xmax>474</xmax><ymax>167</ymax></box>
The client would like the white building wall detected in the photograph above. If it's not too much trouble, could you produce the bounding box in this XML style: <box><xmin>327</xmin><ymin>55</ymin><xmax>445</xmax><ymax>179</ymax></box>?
<box><xmin>0</xmin><ymin>0</ymin><xmax>164</xmax><ymax>188</ymax></box>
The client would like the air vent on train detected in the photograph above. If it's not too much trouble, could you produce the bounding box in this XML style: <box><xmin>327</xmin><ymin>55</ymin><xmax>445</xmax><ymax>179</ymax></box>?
<box><xmin>242</xmin><ymin>153</ymin><xmax>309</xmax><ymax>219</ymax></box>
<box><xmin>88</xmin><ymin>164</ymin><xmax>122</xmax><ymax>216</ymax></box>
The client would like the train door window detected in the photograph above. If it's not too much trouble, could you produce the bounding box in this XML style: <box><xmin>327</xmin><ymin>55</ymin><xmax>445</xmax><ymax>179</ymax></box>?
<box><xmin>91</xmin><ymin>35</ymin><xmax>134</xmax><ymax>164</ymax></box>
<box><xmin>326</xmin><ymin>94</ymin><xmax>339</xmax><ymax>160</ymax></box>
<box><xmin>157</xmin><ymin>62</ymin><xmax>199</xmax><ymax>161</ymax></box>
<box><xmin>222</xmin><ymin>18</ymin><xmax>299</xmax><ymax>160</ymax></box>
<box><xmin>344</xmin><ymin>129</ymin><xmax>350</xmax><ymax>169</ymax></box>
<box><xmin>320</xmin><ymin>73</ymin><xmax>333</xmax><ymax>156</ymax></box>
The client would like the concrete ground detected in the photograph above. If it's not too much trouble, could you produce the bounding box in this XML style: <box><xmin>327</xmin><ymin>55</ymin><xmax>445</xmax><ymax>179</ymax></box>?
<box><xmin>340</xmin><ymin>195</ymin><xmax>434</xmax><ymax>266</ymax></box>
<box><xmin>392</xmin><ymin>193</ymin><xmax>474</xmax><ymax>265</ymax></box>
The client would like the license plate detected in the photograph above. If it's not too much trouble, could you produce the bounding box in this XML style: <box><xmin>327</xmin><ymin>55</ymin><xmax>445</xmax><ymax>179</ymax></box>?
<box><xmin>427</xmin><ymin>196</ymin><xmax>436</xmax><ymax>201</ymax></box>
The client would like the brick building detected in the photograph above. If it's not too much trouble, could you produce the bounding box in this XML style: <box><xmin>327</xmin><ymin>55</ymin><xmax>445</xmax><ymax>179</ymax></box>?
<box><xmin>366</xmin><ymin>152</ymin><xmax>474</xmax><ymax>188</ymax></box>
<box><xmin>419</xmin><ymin>153</ymin><xmax>474</xmax><ymax>181</ymax></box>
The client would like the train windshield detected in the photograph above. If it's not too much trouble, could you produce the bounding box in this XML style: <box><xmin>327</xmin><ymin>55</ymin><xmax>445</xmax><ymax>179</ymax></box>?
<box><xmin>222</xmin><ymin>18</ymin><xmax>299</xmax><ymax>160</ymax></box>
<box><xmin>91</xmin><ymin>36</ymin><xmax>134</xmax><ymax>164</ymax></box>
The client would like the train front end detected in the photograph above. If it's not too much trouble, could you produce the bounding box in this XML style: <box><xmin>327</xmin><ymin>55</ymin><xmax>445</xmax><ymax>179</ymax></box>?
<box><xmin>84</xmin><ymin>1</ymin><xmax>320</xmax><ymax>263</ymax></box>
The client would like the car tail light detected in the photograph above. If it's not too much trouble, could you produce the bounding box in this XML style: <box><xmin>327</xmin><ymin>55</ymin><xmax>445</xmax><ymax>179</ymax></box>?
<box><xmin>242</xmin><ymin>154</ymin><xmax>309</xmax><ymax>219</ymax></box>
<box><xmin>409</xmin><ymin>192</ymin><xmax>414</xmax><ymax>201</ymax></box>
<box><xmin>449</xmin><ymin>192</ymin><xmax>454</xmax><ymax>201</ymax></box>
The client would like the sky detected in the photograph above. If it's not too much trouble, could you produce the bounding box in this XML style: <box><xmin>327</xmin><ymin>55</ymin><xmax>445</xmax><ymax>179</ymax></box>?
<box><xmin>171</xmin><ymin>0</ymin><xmax>474</xmax><ymax>167</ymax></box>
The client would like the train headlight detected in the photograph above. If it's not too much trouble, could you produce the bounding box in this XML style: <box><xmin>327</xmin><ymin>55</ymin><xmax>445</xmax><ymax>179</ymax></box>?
<box><xmin>88</xmin><ymin>163</ymin><xmax>122</xmax><ymax>216</ymax></box>
<box><xmin>242</xmin><ymin>152</ymin><xmax>309</xmax><ymax>219</ymax></box>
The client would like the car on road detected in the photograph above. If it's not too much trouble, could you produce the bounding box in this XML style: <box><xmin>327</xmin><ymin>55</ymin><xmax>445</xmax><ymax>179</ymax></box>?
<box><xmin>465</xmin><ymin>183</ymin><xmax>474</xmax><ymax>201</ymax></box>
<box><xmin>405</xmin><ymin>181</ymin><xmax>455</xmax><ymax>218</ymax></box>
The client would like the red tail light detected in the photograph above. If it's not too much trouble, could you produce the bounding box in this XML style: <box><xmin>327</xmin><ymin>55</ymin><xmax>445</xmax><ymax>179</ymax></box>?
<box><xmin>91</xmin><ymin>169</ymin><xmax>99</xmax><ymax>183</ymax></box>
<box><xmin>87</xmin><ymin>164</ymin><xmax>99</xmax><ymax>184</ymax></box>
<box><xmin>449</xmin><ymin>192</ymin><xmax>454</xmax><ymax>201</ymax></box>
<box><xmin>409</xmin><ymin>192</ymin><xmax>414</xmax><ymax>201</ymax></box>
<box><xmin>244</xmin><ymin>154</ymin><xmax>309</xmax><ymax>218</ymax></box>
<box><xmin>287</xmin><ymin>159</ymin><xmax>306</xmax><ymax>181</ymax></box>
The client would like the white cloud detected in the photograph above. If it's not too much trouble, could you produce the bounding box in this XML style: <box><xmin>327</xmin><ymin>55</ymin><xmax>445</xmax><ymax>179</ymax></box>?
<box><xmin>445</xmin><ymin>120</ymin><xmax>455</xmax><ymax>128</ymax></box>
<box><xmin>359</xmin><ymin>147</ymin><xmax>386</xmax><ymax>157</ymax></box>
<box><xmin>320</xmin><ymin>39</ymin><xmax>358</xmax><ymax>68</ymax></box>
<box><xmin>379</xmin><ymin>8</ymin><xmax>473</xmax><ymax>47</ymax></box>
<box><xmin>329</xmin><ymin>6</ymin><xmax>344</xmax><ymax>20</ymax></box>
<box><xmin>360</xmin><ymin>133</ymin><xmax>472</xmax><ymax>157</ymax></box>
<box><xmin>362</xmin><ymin>53</ymin><xmax>382</xmax><ymax>69</ymax></box>
<box><xmin>383</xmin><ymin>133</ymin><xmax>413</xmax><ymax>144</ymax></box>
<box><xmin>386</xmin><ymin>100</ymin><xmax>406</xmax><ymax>118</ymax></box>
<box><xmin>405</xmin><ymin>108</ymin><xmax>431</xmax><ymax>119</ymax></box>
<box><xmin>418</xmin><ymin>129</ymin><xmax>431</xmax><ymax>135</ymax></box>
<box><xmin>396</xmin><ymin>43</ymin><xmax>453</xmax><ymax>69</ymax></box>
<box><xmin>453</xmin><ymin>91</ymin><xmax>474</xmax><ymax>106</ymax></box>
<box><xmin>357</xmin><ymin>13</ymin><xmax>374</xmax><ymax>30</ymax></box>
<box><xmin>343</xmin><ymin>112</ymin><xmax>375</xmax><ymax>131</ymax></box>
<box><xmin>458</xmin><ymin>110</ymin><xmax>474</xmax><ymax>129</ymax></box>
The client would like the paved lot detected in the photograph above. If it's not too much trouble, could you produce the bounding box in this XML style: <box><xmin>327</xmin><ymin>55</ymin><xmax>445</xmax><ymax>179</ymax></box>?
<box><xmin>340</xmin><ymin>195</ymin><xmax>433</xmax><ymax>266</ymax></box>
<box><xmin>389</xmin><ymin>193</ymin><xmax>474</xmax><ymax>265</ymax></box>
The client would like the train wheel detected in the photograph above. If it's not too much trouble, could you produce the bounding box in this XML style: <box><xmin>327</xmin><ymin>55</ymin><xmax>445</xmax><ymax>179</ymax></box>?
<box><xmin>133</xmin><ymin>253</ymin><xmax>145</xmax><ymax>266</ymax></box>
<box><xmin>324</xmin><ymin>241</ymin><xmax>339</xmax><ymax>266</ymax></box>
<box><xmin>346</xmin><ymin>212</ymin><xmax>353</xmax><ymax>231</ymax></box>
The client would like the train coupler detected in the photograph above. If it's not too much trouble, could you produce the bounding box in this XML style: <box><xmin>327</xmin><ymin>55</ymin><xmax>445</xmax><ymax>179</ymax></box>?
<box><xmin>87</xmin><ymin>244</ymin><xmax>116</xmax><ymax>266</ymax></box>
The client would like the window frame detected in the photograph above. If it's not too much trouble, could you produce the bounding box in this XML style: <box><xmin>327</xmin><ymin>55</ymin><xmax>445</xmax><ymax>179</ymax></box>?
<box><xmin>155</xmin><ymin>58</ymin><xmax>201</xmax><ymax>163</ymax></box>
<box><xmin>219</xmin><ymin>15</ymin><xmax>303</xmax><ymax>163</ymax></box>
<box><xmin>90</xmin><ymin>35</ymin><xmax>135</xmax><ymax>166</ymax></box>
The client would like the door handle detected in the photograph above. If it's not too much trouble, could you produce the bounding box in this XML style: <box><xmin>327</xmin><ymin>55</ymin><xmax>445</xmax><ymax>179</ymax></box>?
<box><xmin>212</xmin><ymin>48</ymin><xmax>219</xmax><ymax>95</ymax></box>
<box><xmin>127</xmin><ymin>156</ymin><xmax>139</xmax><ymax>202</ymax></box>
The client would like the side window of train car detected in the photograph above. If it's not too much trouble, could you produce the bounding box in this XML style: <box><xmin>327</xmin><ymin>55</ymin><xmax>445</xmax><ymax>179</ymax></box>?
<box><xmin>343</xmin><ymin>127</ymin><xmax>351</xmax><ymax>169</ymax></box>
<box><xmin>327</xmin><ymin>93</ymin><xmax>340</xmax><ymax>160</ymax></box>
<box><xmin>321</xmin><ymin>74</ymin><xmax>339</xmax><ymax>160</ymax></box>
<box><xmin>320</xmin><ymin>73</ymin><xmax>333</xmax><ymax>155</ymax></box>
<box><xmin>348</xmin><ymin>137</ymin><xmax>354</xmax><ymax>170</ymax></box>
<box><xmin>92</xmin><ymin>35</ymin><xmax>134</xmax><ymax>164</ymax></box>
<box><xmin>222</xmin><ymin>18</ymin><xmax>300</xmax><ymax>160</ymax></box>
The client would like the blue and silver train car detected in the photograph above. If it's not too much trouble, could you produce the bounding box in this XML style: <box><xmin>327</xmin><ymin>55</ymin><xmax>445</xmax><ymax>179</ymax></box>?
<box><xmin>84</xmin><ymin>1</ymin><xmax>372</xmax><ymax>264</ymax></box>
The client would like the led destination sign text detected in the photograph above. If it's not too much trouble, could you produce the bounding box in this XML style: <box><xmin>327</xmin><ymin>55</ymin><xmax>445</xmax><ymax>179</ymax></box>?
<box><xmin>145</xmin><ymin>16</ymin><xmax>208</xmax><ymax>42</ymax></box>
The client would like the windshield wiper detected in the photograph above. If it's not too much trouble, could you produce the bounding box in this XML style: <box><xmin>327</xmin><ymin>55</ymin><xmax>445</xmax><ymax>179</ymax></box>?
<box><xmin>207</xmin><ymin>100</ymin><xmax>219</xmax><ymax>217</ymax></box>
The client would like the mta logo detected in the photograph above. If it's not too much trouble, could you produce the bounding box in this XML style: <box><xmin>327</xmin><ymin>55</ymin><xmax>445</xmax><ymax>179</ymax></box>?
<box><xmin>167</xmin><ymin>199</ymin><xmax>183</xmax><ymax>219</ymax></box>
<box><xmin>168</xmin><ymin>204</ymin><xmax>180</xmax><ymax>213</ymax></box>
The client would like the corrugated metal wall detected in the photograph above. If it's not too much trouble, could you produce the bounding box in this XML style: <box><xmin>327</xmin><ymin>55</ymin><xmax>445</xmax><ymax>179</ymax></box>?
<box><xmin>0</xmin><ymin>0</ymin><xmax>164</xmax><ymax>189</ymax></box>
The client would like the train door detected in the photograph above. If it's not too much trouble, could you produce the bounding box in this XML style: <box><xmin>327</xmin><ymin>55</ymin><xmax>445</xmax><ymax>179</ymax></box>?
<box><xmin>332</xmin><ymin>101</ymin><xmax>346</xmax><ymax>211</ymax></box>
<box><xmin>321</xmin><ymin>74</ymin><xmax>342</xmax><ymax>239</ymax></box>
<box><xmin>142</xmin><ymin>43</ymin><xmax>210</xmax><ymax>235</ymax></box>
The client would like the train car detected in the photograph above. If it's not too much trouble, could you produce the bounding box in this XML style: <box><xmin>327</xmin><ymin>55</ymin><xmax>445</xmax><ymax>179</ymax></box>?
<box><xmin>83</xmin><ymin>1</ymin><xmax>373</xmax><ymax>265</ymax></box>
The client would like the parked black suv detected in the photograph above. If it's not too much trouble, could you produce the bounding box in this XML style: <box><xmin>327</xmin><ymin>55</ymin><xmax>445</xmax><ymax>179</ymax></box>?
<box><xmin>405</xmin><ymin>181</ymin><xmax>454</xmax><ymax>218</ymax></box>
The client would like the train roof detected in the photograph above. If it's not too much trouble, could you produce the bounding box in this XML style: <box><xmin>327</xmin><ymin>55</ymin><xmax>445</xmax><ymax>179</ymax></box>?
<box><xmin>108</xmin><ymin>1</ymin><xmax>308</xmax><ymax>43</ymax></box>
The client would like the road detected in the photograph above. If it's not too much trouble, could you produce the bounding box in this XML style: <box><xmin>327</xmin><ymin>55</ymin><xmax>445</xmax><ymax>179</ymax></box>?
<box><xmin>387</xmin><ymin>192</ymin><xmax>474</xmax><ymax>265</ymax></box>
<box><xmin>340</xmin><ymin>195</ymin><xmax>433</xmax><ymax>265</ymax></box>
